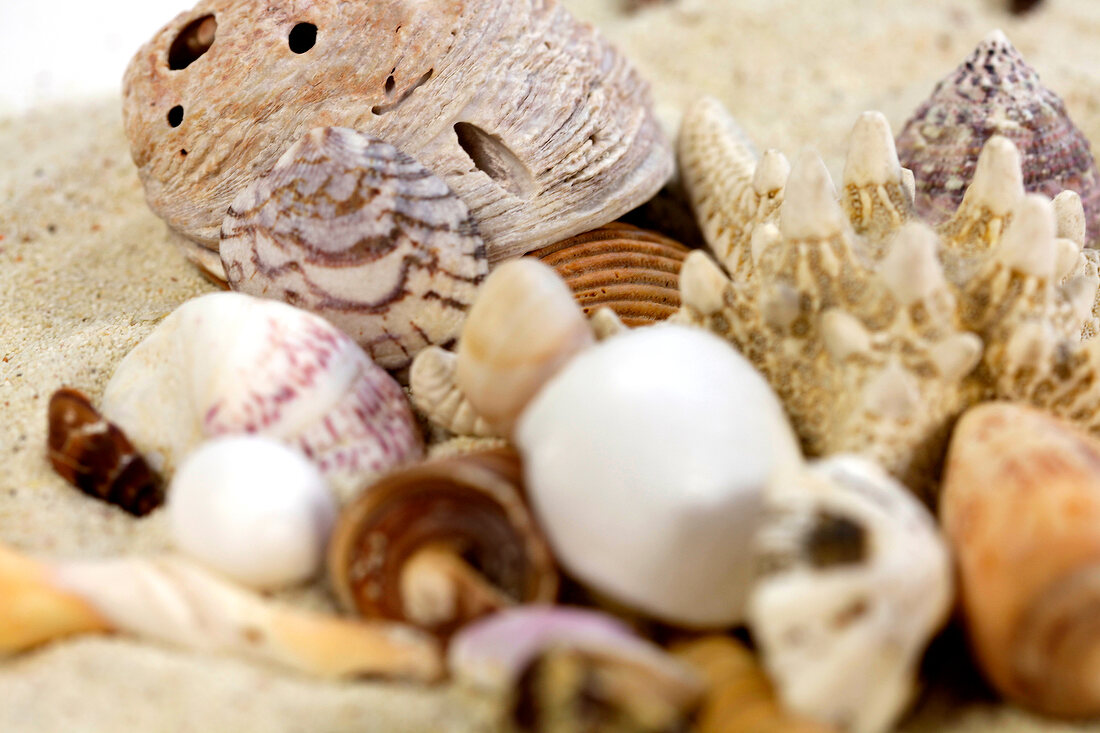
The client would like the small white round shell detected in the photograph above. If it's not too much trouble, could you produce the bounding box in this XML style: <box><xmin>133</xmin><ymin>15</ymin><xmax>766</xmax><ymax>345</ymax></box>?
<box><xmin>167</xmin><ymin>435</ymin><xmax>337</xmax><ymax>590</ymax></box>
<box><xmin>221</xmin><ymin>127</ymin><xmax>488</xmax><ymax>371</ymax></box>
<box><xmin>101</xmin><ymin>291</ymin><xmax>423</xmax><ymax>500</ymax></box>
<box><xmin>514</xmin><ymin>324</ymin><xmax>803</xmax><ymax>627</ymax></box>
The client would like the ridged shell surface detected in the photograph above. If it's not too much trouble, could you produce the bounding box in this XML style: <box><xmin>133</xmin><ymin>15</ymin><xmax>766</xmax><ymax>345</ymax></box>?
<box><xmin>896</xmin><ymin>30</ymin><xmax>1100</xmax><ymax>241</ymax></box>
<box><xmin>531</xmin><ymin>223</ymin><xmax>689</xmax><ymax>327</ymax></box>
<box><xmin>221</xmin><ymin>128</ymin><xmax>487</xmax><ymax>371</ymax></box>
<box><xmin>121</xmin><ymin>0</ymin><xmax>672</xmax><ymax>277</ymax></box>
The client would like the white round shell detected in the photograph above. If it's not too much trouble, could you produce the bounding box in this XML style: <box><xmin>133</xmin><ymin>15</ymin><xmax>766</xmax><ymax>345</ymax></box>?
<box><xmin>221</xmin><ymin>127</ymin><xmax>488</xmax><ymax>371</ymax></box>
<box><xmin>167</xmin><ymin>435</ymin><xmax>337</xmax><ymax>590</ymax></box>
<box><xmin>514</xmin><ymin>324</ymin><xmax>803</xmax><ymax>627</ymax></box>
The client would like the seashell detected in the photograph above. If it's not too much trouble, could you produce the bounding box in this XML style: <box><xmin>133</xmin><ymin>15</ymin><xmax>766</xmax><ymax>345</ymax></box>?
<box><xmin>328</xmin><ymin>448</ymin><xmax>557</xmax><ymax>638</ymax></box>
<box><xmin>0</xmin><ymin>542</ymin><xmax>441</xmax><ymax>680</ymax></box>
<box><xmin>674</xmin><ymin>97</ymin><xmax>1100</xmax><ymax>500</ymax></box>
<box><xmin>671</xmin><ymin>636</ymin><xmax>837</xmax><ymax>733</ymax></box>
<box><xmin>941</xmin><ymin>402</ymin><xmax>1100</xmax><ymax>717</ymax></box>
<box><xmin>456</xmin><ymin>259</ymin><xmax>594</xmax><ymax>436</ymax></box>
<box><xmin>47</xmin><ymin>387</ymin><xmax>164</xmax><ymax>516</ymax></box>
<box><xmin>896</xmin><ymin>30</ymin><xmax>1100</xmax><ymax>242</ymax></box>
<box><xmin>167</xmin><ymin>435</ymin><xmax>337</xmax><ymax>590</ymax></box>
<box><xmin>101</xmin><ymin>291</ymin><xmax>423</xmax><ymax>501</ymax></box>
<box><xmin>515</xmin><ymin>324</ymin><xmax>803</xmax><ymax>627</ymax></box>
<box><xmin>748</xmin><ymin>455</ymin><xmax>953</xmax><ymax>733</ymax></box>
<box><xmin>221</xmin><ymin>127</ymin><xmax>487</xmax><ymax>372</ymax></box>
<box><xmin>449</xmin><ymin>606</ymin><xmax>704</xmax><ymax>731</ymax></box>
<box><xmin>121</xmin><ymin>0</ymin><xmax>672</xmax><ymax>280</ymax></box>
<box><xmin>529</xmin><ymin>222</ymin><xmax>689</xmax><ymax>327</ymax></box>
<box><xmin>409</xmin><ymin>346</ymin><xmax>500</xmax><ymax>438</ymax></box>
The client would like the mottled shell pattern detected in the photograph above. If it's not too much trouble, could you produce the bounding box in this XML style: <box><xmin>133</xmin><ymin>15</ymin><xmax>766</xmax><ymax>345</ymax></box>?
<box><xmin>122</xmin><ymin>0</ymin><xmax>672</xmax><ymax>279</ymax></box>
<box><xmin>530</xmin><ymin>223</ymin><xmax>689</xmax><ymax>326</ymax></box>
<box><xmin>942</xmin><ymin>403</ymin><xmax>1100</xmax><ymax>718</ymax></box>
<box><xmin>101</xmin><ymin>292</ymin><xmax>423</xmax><ymax>500</ymax></box>
<box><xmin>674</xmin><ymin>95</ymin><xmax>1100</xmax><ymax>500</ymax></box>
<box><xmin>897</xmin><ymin>31</ymin><xmax>1100</xmax><ymax>241</ymax></box>
<box><xmin>221</xmin><ymin>127</ymin><xmax>487</xmax><ymax>371</ymax></box>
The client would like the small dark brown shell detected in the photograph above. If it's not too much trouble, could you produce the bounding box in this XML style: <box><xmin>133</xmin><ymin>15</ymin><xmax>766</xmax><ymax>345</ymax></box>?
<box><xmin>47</xmin><ymin>388</ymin><xmax>164</xmax><ymax>517</ymax></box>
<box><xmin>328</xmin><ymin>448</ymin><xmax>557</xmax><ymax>638</ymax></box>
<box><xmin>530</xmin><ymin>223</ymin><xmax>689</xmax><ymax>327</ymax></box>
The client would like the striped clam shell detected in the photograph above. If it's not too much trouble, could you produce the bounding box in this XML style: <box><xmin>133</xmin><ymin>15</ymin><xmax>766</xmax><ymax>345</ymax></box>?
<box><xmin>531</xmin><ymin>223</ymin><xmax>689</xmax><ymax>327</ymax></box>
<box><xmin>221</xmin><ymin>127</ymin><xmax>488</xmax><ymax>372</ymax></box>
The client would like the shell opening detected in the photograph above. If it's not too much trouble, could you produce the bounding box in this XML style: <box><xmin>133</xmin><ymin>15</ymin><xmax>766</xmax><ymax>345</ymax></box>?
<box><xmin>167</xmin><ymin>106</ymin><xmax>184</xmax><ymax>128</ymax></box>
<box><xmin>168</xmin><ymin>15</ymin><xmax>217</xmax><ymax>71</ymax></box>
<box><xmin>288</xmin><ymin>23</ymin><xmax>317</xmax><ymax>54</ymax></box>
<box><xmin>454</xmin><ymin>122</ymin><xmax>536</xmax><ymax>199</ymax></box>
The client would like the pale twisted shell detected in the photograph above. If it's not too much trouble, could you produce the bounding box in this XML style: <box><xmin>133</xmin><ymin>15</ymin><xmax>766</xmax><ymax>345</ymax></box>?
<box><xmin>122</xmin><ymin>0</ymin><xmax>672</xmax><ymax>278</ymax></box>
<box><xmin>221</xmin><ymin>128</ymin><xmax>487</xmax><ymax>372</ymax></box>
<box><xmin>0</xmin><ymin>543</ymin><xmax>441</xmax><ymax>680</ymax></box>
<box><xmin>409</xmin><ymin>347</ymin><xmax>500</xmax><ymax>438</ymax></box>
<box><xmin>101</xmin><ymin>292</ymin><xmax>423</xmax><ymax>500</ymax></box>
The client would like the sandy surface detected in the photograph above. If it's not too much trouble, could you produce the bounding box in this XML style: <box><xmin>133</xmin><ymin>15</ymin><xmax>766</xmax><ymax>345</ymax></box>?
<box><xmin>4</xmin><ymin>0</ymin><xmax>1100</xmax><ymax>730</ymax></box>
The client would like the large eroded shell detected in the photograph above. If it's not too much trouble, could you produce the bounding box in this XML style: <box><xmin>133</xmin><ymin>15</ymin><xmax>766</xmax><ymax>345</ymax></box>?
<box><xmin>530</xmin><ymin>223</ymin><xmax>689</xmax><ymax>326</ymax></box>
<box><xmin>101</xmin><ymin>292</ymin><xmax>423</xmax><ymax>500</ymax></box>
<box><xmin>122</xmin><ymin>0</ymin><xmax>672</xmax><ymax>278</ymax></box>
<box><xmin>221</xmin><ymin>127</ymin><xmax>487</xmax><ymax>371</ymax></box>
<box><xmin>896</xmin><ymin>30</ymin><xmax>1100</xmax><ymax>241</ymax></box>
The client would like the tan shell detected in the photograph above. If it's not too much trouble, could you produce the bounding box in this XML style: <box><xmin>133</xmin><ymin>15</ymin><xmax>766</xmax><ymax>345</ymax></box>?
<box><xmin>942</xmin><ymin>402</ymin><xmax>1100</xmax><ymax>717</ymax></box>
<box><xmin>530</xmin><ymin>223</ymin><xmax>689</xmax><ymax>327</ymax></box>
<box><xmin>456</xmin><ymin>259</ymin><xmax>594</xmax><ymax>436</ymax></box>
<box><xmin>221</xmin><ymin>127</ymin><xmax>487</xmax><ymax>371</ymax></box>
<box><xmin>122</xmin><ymin>0</ymin><xmax>672</xmax><ymax>278</ymax></box>
<box><xmin>328</xmin><ymin>449</ymin><xmax>558</xmax><ymax>638</ymax></box>
<box><xmin>672</xmin><ymin>636</ymin><xmax>837</xmax><ymax>733</ymax></box>
<box><xmin>674</xmin><ymin>98</ymin><xmax>1100</xmax><ymax>499</ymax></box>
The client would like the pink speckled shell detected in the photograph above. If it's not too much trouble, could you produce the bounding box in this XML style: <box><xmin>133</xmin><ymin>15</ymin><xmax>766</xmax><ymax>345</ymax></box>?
<box><xmin>121</xmin><ymin>0</ymin><xmax>672</xmax><ymax>279</ymax></box>
<box><xmin>101</xmin><ymin>292</ymin><xmax>423</xmax><ymax>500</ymax></box>
<box><xmin>896</xmin><ymin>32</ymin><xmax>1100</xmax><ymax>242</ymax></box>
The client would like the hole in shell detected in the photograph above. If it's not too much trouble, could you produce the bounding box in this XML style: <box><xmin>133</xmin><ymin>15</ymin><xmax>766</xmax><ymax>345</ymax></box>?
<box><xmin>372</xmin><ymin>69</ymin><xmax>433</xmax><ymax>115</ymax></box>
<box><xmin>453</xmin><ymin>122</ymin><xmax>536</xmax><ymax>198</ymax></box>
<box><xmin>167</xmin><ymin>105</ymin><xmax>184</xmax><ymax>128</ymax></box>
<box><xmin>168</xmin><ymin>15</ymin><xmax>217</xmax><ymax>70</ymax></box>
<box><xmin>289</xmin><ymin>22</ymin><xmax>317</xmax><ymax>54</ymax></box>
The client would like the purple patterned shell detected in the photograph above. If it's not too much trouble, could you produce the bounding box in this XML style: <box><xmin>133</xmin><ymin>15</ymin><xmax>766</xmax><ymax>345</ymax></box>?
<box><xmin>896</xmin><ymin>30</ymin><xmax>1100</xmax><ymax>242</ymax></box>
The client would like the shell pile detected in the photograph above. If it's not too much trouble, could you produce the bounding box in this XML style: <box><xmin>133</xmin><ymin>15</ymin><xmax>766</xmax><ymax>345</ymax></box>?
<box><xmin>674</xmin><ymin>95</ymin><xmax>1100</xmax><ymax>498</ymax></box>
<box><xmin>122</xmin><ymin>0</ymin><xmax>671</xmax><ymax>279</ymax></box>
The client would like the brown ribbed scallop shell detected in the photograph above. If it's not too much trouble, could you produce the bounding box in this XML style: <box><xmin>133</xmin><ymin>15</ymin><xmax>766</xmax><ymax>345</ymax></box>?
<box><xmin>530</xmin><ymin>223</ymin><xmax>689</xmax><ymax>327</ymax></box>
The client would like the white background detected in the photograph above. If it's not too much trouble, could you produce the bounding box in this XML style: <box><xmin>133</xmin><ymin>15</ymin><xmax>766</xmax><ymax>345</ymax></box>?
<box><xmin>0</xmin><ymin>1</ymin><xmax>193</xmax><ymax>114</ymax></box>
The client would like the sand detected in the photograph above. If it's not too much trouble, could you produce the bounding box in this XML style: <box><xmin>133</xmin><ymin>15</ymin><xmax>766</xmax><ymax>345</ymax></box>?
<box><xmin>4</xmin><ymin>0</ymin><xmax>1100</xmax><ymax>729</ymax></box>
